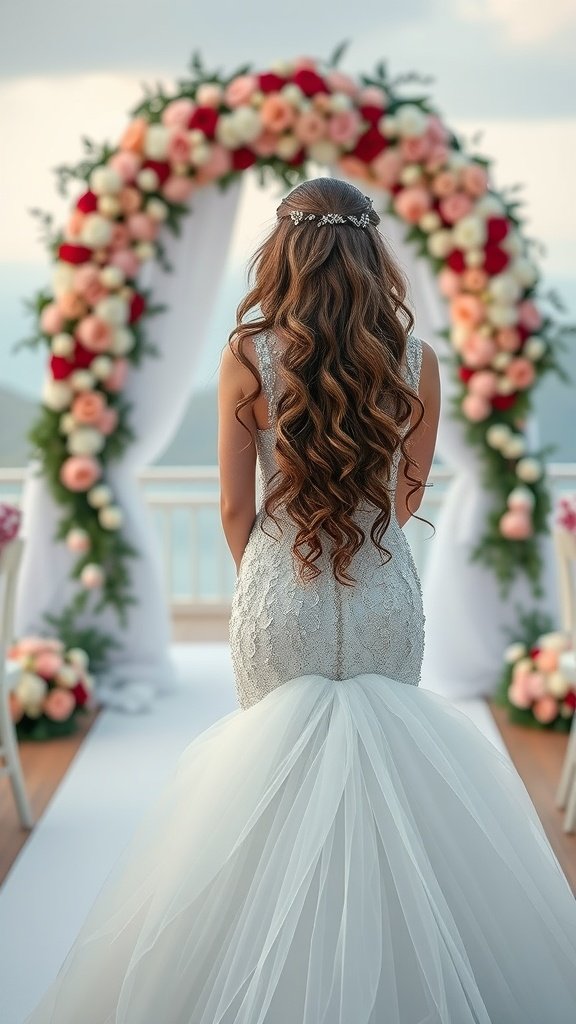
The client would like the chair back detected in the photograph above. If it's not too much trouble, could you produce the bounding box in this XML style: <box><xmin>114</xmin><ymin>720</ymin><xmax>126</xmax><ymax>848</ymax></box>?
<box><xmin>0</xmin><ymin>538</ymin><xmax>24</xmax><ymax>668</ymax></box>
<box><xmin>553</xmin><ymin>527</ymin><xmax>576</xmax><ymax>652</ymax></box>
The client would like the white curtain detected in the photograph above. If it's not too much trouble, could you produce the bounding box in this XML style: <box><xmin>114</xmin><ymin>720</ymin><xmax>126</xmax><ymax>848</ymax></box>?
<box><xmin>15</xmin><ymin>181</ymin><xmax>242</xmax><ymax>711</ymax></box>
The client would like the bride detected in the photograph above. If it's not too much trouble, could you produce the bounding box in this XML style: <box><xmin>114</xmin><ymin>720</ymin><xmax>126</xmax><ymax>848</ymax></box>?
<box><xmin>27</xmin><ymin>177</ymin><xmax>576</xmax><ymax>1023</ymax></box>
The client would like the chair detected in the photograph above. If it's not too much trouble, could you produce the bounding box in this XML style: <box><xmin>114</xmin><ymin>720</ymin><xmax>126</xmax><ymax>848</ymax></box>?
<box><xmin>0</xmin><ymin>537</ymin><xmax>33</xmax><ymax>829</ymax></box>
<box><xmin>553</xmin><ymin>527</ymin><xmax>576</xmax><ymax>833</ymax></box>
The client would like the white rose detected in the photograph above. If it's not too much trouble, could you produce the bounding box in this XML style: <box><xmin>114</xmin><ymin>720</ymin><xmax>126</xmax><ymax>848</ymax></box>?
<box><xmin>496</xmin><ymin>377</ymin><xmax>516</xmax><ymax>396</ymax></box>
<box><xmin>395</xmin><ymin>103</ymin><xmax>427</xmax><ymax>137</ymax></box>
<box><xmin>134</xmin><ymin>242</ymin><xmax>156</xmax><ymax>262</ymax></box>
<box><xmin>507</xmin><ymin>485</ymin><xmax>535</xmax><ymax>510</ymax></box>
<box><xmin>427</xmin><ymin>229</ymin><xmax>454</xmax><ymax>259</ymax></box>
<box><xmin>418</xmin><ymin>211</ymin><xmax>441</xmax><ymax>233</ymax></box>
<box><xmin>502</xmin><ymin>435</ymin><xmax>526</xmax><ymax>458</ymax></box>
<box><xmin>487</xmin><ymin>273</ymin><xmax>521</xmax><ymax>305</ymax></box>
<box><xmin>275</xmin><ymin>134</ymin><xmax>301</xmax><ymax>161</ymax></box>
<box><xmin>378</xmin><ymin>114</ymin><xmax>398</xmax><ymax>138</ymax></box>
<box><xmin>190</xmin><ymin>141</ymin><xmax>211</xmax><ymax>167</ymax></box>
<box><xmin>230</xmin><ymin>107</ymin><xmax>262</xmax><ymax>144</ymax></box>
<box><xmin>80</xmin><ymin>563</ymin><xmax>105</xmax><ymax>589</ymax></box>
<box><xmin>547</xmin><ymin>671</ymin><xmax>570</xmax><ymax>699</ymax></box>
<box><xmin>56</xmin><ymin>664</ymin><xmax>79</xmax><ymax>688</ymax></box>
<box><xmin>539</xmin><ymin>631</ymin><xmax>570</xmax><ymax>652</ymax></box>
<box><xmin>307</xmin><ymin>140</ymin><xmax>339</xmax><ymax>165</ymax></box>
<box><xmin>510</xmin><ymin>257</ymin><xmax>538</xmax><ymax>288</ymax></box>
<box><xmin>16</xmin><ymin>672</ymin><xmax>47</xmax><ymax>715</ymax></box>
<box><xmin>330</xmin><ymin>92</ymin><xmax>353</xmax><ymax>112</ymax></box>
<box><xmin>249</xmin><ymin>90</ymin><xmax>264</xmax><ymax>109</ymax></box>
<box><xmin>515</xmin><ymin>657</ymin><xmax>534</xmax><ymax>674</ymax></box>
<box><xmin>111</xmin><ymin>328</ymin><xmax>135</xmax><ymax>356</ymax></box>
<box><xmin>486</xmin><ymin>424</ymin><xmax>512</xmax><ymax>449</ymax></box>
<box><xmin>51</xmin><ymin>332</ymin><xmax>74</xmax><ymax>357</ymax></box>
<box><xmin>43</xmin><ymin>378</ymin><xmax>73</xmax><ymax>411</ymax></box>
<box><xmin>475</xmin><ymin>194</ymin><xmax>504</xmax><ymax>218</ymax></box>
<box><xmin>59</xmin><ymin>412</ymin><xmax>76</xmax><ymax>435</ymax></box>
<box><xmin>87</xmin><ymin>484</ymin><xmax>113</xmax><ymax>508</ymax></box>
<box><xmin>89</xmin><ymin>165</ymin><xmax>123</xmax><ymax>196</ymax></box>
<box><xmin>68</xmin><ymin>427</ymin><xmax>105</xmax><ymax>456</ymax></box>
<box><xmin>80</xmin><ymin>214</ymin><xmax>113</xmax><ymax>248</ymax></box>
<box><xmin>98</xmin><ymin>504</ymin><xmax>124</xmax><ymax>530</ymax></box>
<box><xmin>94</xmin><ymin>295</ymin><xmax>129</xmax><ymax>327</ymax></box>
<box><xmin>215</xmin><ymin>114</ymin><xmax>242</xmax><ymax>149</ymax></box>
<box><xmin>281</xmin><ymin>83</ymin><xmax>304</xmax><ymax>106</ymax></box>
<box><xmin>524</xmin><ymin>336</ymin><xmax>546</xmax><ymax>361</ymax></box>
<box><xmin>452</xmin><ymin>215</ymin><xmax>486</xmax><ymax>250</ymax></box>
<box><xmin>52</xmin><ymin>261</ymin><xmax>76</xmax><ymax>297</ymax></box>
<box><xmin>99</xmin><ymin>265</ymin><xmax>125</xmax><ymax>290</ymax></box>
<box><xmin>516</xmin><ymin>457</ymin><xmax>542</xmax><ymax>483</ymax></box>
<box><xmin>399</xmin><ymin>164</ymin><xmax>422</xmax><ymax>186</ymax></box>
<box><xmin>146</xmin><ymin>198</ymin><xmax>169</xmax><ymax>222</ymax></box>
<box><xmin>83</xmin><ymin>672</ymin><xmax>95</xmax><ymax>692</ymax></box>
<box><xmin>97</xmin><ymin>195</ymin><xmax>121</xmax><ymax>218</ymax></box>
<box><xmin>504</xmin><ymin>642</ymin><xmax>527</xmax><ymax>664</ymax></box>
<box><xmin>491</xmin><ymin>351</ymin><xmax>512</xmax><ymax>371</ymax></box>
<box><xmin>196</xmin><ymin>82</ymin><xmax>223</xmax><ymax>106</ymax></box>
<box><xmin>137</xmin><ymin>168</ymin><xmax>160</xmax><ymax>192</ymax></box>
<box><xmin>67</xmin><ymin>647</ymin><xmax>90</xmax><ymax>669</ymax></box>
<box><xmin>90</xmin><ymin>355</ymin><xmax>113</xmax><ymax>380</ymax></box>
<box><xmin>70</xmin><ymin>369</ymin><xmax>95</xmax><ymax>391</ymax></box>
<box><xmin>486</xmin><ymin>303</ymin><xmax>518</xmax><ymax>329</ymax></box>
<box><xmin>502</xmin><ymin>230</ymin><xmax>522</xmax><ymax>257</ymax></box>
<box><xmin>143</xmin><ymin>124</ymin><xmax>170</xmax><ymax>160</ymax></box>
<box><xmin>464</xmin><ymin>249</ymin><xmax>484</xmax><ymax>268</ymax></box>
<box><xmin>65</xmin><ymin>526</ymin><xmax>90</xmax><ymax>553</ymax></box>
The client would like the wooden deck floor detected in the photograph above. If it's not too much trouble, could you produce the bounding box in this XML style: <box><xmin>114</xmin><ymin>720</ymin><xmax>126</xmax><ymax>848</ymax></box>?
<box><xmin>1</xmin><ymin>701</ymin><xmax>575</xmax><ymax>892</ymax></box>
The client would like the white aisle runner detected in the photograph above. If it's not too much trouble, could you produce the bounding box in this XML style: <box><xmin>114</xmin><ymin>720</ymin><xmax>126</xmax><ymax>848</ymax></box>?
<box><xmin>0</xmin><ymin>644</ymin><xmax>507</xmax><ymax>1024</ymax></box>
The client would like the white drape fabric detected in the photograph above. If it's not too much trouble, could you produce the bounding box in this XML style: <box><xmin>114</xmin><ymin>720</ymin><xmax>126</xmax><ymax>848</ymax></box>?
<box><xmin>15</xmin><ymin>181</ymin><xmax>242</xmax><ymax>711</ymax></box>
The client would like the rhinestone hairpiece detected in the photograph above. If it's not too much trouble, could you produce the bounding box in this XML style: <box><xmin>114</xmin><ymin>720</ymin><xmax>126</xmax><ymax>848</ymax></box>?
<box><xmin>289</xmin><ymin>197</ymin><xmax>372</xmax><ymax>229</ymax></box>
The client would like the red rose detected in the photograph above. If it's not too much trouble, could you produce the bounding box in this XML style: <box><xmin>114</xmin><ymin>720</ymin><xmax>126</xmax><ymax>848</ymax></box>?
<box><xmin>142</xmin><ymin>159</ymin><xmax>171</xmax><ymax>185</ymax></box>
<box><xmin>76</xmin><ymin>191</ymin><xmax>98</xmax><ymax>214</ymax></box>
<box><xmin>129</xmin><ymin>292</ymin><xmax>146</xmax><ymax>324</ymax></box>
<box><xmin>359</xmin><ymin>105</ymin><xmax>383</xmax><ymax>127</ymax></box>
<box><xmin>187</xmin><ymin>107</ymin><xmax>219</xmax><ymax>139</ymax></box>
<box><xmin>483</xmin><ymin>245</ymin><xmax>510</xmax><ymax>275</ymax></box>
<box><xmin>491</xmin><ymin>393</ymin><xmax>518</xmax><ymax>412</ymax></box>
<box><xmin>459</xmin><ymin>366</ymin><xmax>474</xmax><ymax>382</ymax></box>
<box><xmin>486</xmin><ymin>216</ymin><xmax>509</xmax><ymax>245</ymax></box>
<box><xmin>71</xmin><ymin>680</ymin><xmax>90</xmax><ymax>707</ymax></box>
<box><xmin>231</xmin><ymin>147</ymin><xmax>257</xmax><ymax>171</ymax></box>
<box><xmin>352</xmin><ymin>127</ymin><xmax>387</xmax><ymax>163</ymax></box>
<box><xmin>529</xmin><ymin>647</ymin><xmax>541</xmax><ymax>659</ymax></box>
<box><xmin>49</xmin><ymin>355</ymin><xmax>73</xmax><ymax>380</ymax></box>
<box><xmin>292</xmin><ymin>69</ymin><xmax>329</xmax><ymax>97</ymax></box>
<box><xmin>565</xmin><ymin>691</ymin><xmax>576</xmax><ymax>710</ymax></box>
<box><xmin>258</xmin><ymin>72</ymin><xmax>286</xmax><ymax>94</ymax></box>
<box><xmin>286</xmin><ymin>147</ymin><xmax>306</xmax><ymax>167</ymax></box>
<box><xmin>447</xmin><ymin>249</ymin><xmax>466</xmax><ymax>273</ymax></box>
<box><xmin>72</xmin><ymin>341</ymin><xmax>96</xmax><ymax>369</ymax></box>
<box><xmin>58</xmin><ymin>243</ymin><xmax>94</xmax><ymax>265</ymax></box>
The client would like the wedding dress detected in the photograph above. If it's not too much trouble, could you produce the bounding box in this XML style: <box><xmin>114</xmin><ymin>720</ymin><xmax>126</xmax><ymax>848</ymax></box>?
<box><xmin>26</xmin><ymin>332</ymin><xmax>576</xmax><ymax>1023</ymax></box>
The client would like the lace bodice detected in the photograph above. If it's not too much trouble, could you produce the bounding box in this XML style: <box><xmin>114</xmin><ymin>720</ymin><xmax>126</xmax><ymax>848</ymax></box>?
<box><xmin>229</xmin><ymin>330</ymin><xmax>425</xmax><ymax>709</ymax></box>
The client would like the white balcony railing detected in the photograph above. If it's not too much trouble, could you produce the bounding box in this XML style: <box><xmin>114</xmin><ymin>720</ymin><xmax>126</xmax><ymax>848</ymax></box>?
<box><xmin>1</xmin><ymin>465</ymin><xmax>575</xmax><ymax>622</ymax></box>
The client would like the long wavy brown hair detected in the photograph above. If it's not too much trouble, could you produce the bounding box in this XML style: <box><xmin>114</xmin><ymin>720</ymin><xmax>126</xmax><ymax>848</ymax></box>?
<box><xmin>229</xmin><ymin>177</ymin><xmax>425</xmax><ymax>587</ymax></box>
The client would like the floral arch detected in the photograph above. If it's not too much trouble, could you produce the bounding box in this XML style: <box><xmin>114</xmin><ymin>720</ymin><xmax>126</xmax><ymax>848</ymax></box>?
<box><xmin>15</xmin><ymin>48</ymin><xmax>569</xmax><ymax>714</ymax></box>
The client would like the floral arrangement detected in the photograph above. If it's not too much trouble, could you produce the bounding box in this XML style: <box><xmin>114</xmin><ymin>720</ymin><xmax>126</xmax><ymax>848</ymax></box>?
<box><xmin>555</xmin><ymin>494</ymin><xmax>576</xmax><ymax>536</ymax></box>
<box><xmin>8</xmin><ymin>636</ymin><xmax>94</xmax><ymax>740</ymax></box>
<box><xmin>0</xmin><ymin>503</ymin><xmax>21</xmax><ymax>550</ymax></box>
<box><xmin>17</xmin><ymin>46</ymin><xmax>572</xmax><ymax>657</ymax></box>
<box><xmin>496</xmin><ymin>612</ymin><xmax>575</xmax><ymax>731</ymax></box>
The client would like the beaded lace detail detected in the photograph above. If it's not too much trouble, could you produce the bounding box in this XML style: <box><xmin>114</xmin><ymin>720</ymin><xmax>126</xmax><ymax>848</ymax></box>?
<box><xmin>229</xmin><ymin>330</ymin><xmax>425</xmax><ymax>709</ymax></box>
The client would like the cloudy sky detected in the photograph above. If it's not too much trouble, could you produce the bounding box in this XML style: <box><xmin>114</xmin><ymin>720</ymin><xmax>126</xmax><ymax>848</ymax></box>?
<box><xmin>0</xmin><ymin>0</ymin><xmax>575</xmax><ymax>395</ymax></box>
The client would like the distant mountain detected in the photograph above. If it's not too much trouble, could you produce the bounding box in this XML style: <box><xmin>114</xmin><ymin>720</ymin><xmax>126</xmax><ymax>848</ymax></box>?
<box><xmin>0</xmin><ymin>386</ymin><xmax>38</xmax><ymax>465</ymax></box>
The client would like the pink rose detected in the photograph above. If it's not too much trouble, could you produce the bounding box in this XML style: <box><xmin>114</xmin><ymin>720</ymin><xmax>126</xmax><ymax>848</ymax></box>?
<box><xmin>468</xmin><ymin>370</ymin><xmax>498</xmax><ymax>399</ymax></box>
<box><xmin>43</xmin><ymin>688</ymin><xmax>76</xmax><ymax>722</ymax></box>
<box><xmin>110</xmin><ymin>223</ymin><xmax>133</xmax><ymax>250</ymax></box>
<box><xmin>431</xmin><ymin>169</ymin><xmax>458</xmax><ymax>197</ymax></box>
<box><xmin>167</xmin><ymin>130</ymin><xmax>192</xmax><ymax>166</ymax></box>
<box><xmin>499</xmin><ymin>509</ymin><xmax>533</xmax><ymax>540</ymax></box>
<box><xmin>461</xmin><ymin>163</ymin><xmax>488</xmax><ymax>198</ymax></box>
<box><xmin>535</xmin><ymin>649</ymin><xmax>559</xmax><ymax>673</ymax></box>
<box><xmin>462</xmin><ymin>268</ymin><xmax>488</xmax><ymax>293</ymax></box>
<box><xmin>109</xmin><ymin>150</ymin><xmax>141</xmax><ymax>183</ymax></box>
<box><xmin>450</xmin><ymin>294</ymin><xmax>485</xmax><ymax>329</ymax></box>
<box><xmin>438</xmin><ymin>267</ymin><xmax>462</xmax><ymax>299</ymax></box>
<box><xmin>326</xmin><ymin>71</ymin><xmax>360</xmax><ymax>98</ymax></box>
<box><xmin>518</xmin><ymin>300</ymin><xmax>542</xmax><ymax>332</ymax></box>
<box><xmin>66</xmin><ymin>210</ymin><xmax>85</xmax><ymax>239</ymax></box>
<box><xmin>34</xmin><ymin>651</ymin><xmax>63</xmax><ymax>679</ymax></box>
<box><xmin>294</xmin><ymin>111</ymin><xmax>327</xmax><ymax>145</ymax></box>
<box><xmin>508</xmin><ymin>676</ymin><xmax>532</xmax><ymax>709</ymax></box>
<box><xmin>357</xmin><ymin>85</ymin><xmax>387</xmax><ymax>107</ymax></box>
<box><xmin>425</xmin><ymin>144</ymin><xmax>450</xmax><ymax>173</ymax></box>
<box><xmin>77</xmin><ymin>315</ymin><xmax>113</xmax><ymax>353</ymax></box>
<box><xmin>496</xmin><ymin>327</ymin><xmax>522</xmax><ymax>353</ymax></box>
<box><xmin>328</xmin><ymin>110</ymin><xmax>361</xmax><ymax>146</ymax></box>
<box><xmin>127</xmin><ymin>213</ymin><xmax>159</xmax><ymax>243</ymax></box>
<box><xmin>426</xmin><ymin>114</ymin><xmax>448</xmax><ymax>144</ymax></box>
<box><xmin>97</xmin><ymin>406</ymin><xmax>119</xmax><ymax>435</ymax></box>
<box><xmin>260</xmin><ymin>95</ymin><xmax>295</xmax><ymax>133</ymax></box>
<box><xmin>439</xmin><ymin>191</ymin><xmax>473</xmax><ymax>224</ymax></box>
<box><xmin>40</xmin><ymin>303</ymin><xmax>64</xmax><ymax>336</ymax></box>
<box><xmin>461</xmin><ymin>393</ymin><xmax>490</xmax><ymax>422</ymax></box>
<box><xmin>60</xmin><ymin>455</ymin><xmax>102</xmax><ymax>492</ymax></box>
<box><xmin>532</xmin><ymin>696</ymin><xmax>558</xmax><ymax>724</ymax></box>
<box><xmin>371</xmin><ymin>148</ymin><xmax>403</xmax><ymax>189</ymax></box>
<box><xmin>224</xmin><ymin>74</ymin><xmax>258</xmax><ymax>108</ymax></box>
<box><xmin>110</xmin><ymin>249</ymin><xmax>140</xmax><ymax>279</ymax></box>
<box><xmin>400</xmin><ymin>136</ymin><xmax>431</xmax><ymax>163</ymax></box>
<box><xmin>161</xmin><ymin>98</ymin><xmax>196</xmax><ymax>128</ymax></box>
<box><xmin>9</xmin><ymin>692</ymin><xmax>24</xmax><ymax>724</ymax></box>
<box><xmin>338</xmin><ymin>155</ymin><xmax>371</xmax><ymax>182</ymax></box>
<box><xmin>104</xmin><ymin>358</ymin><xmax>129</xmax><ymax>393</ymax></box>
<box><xmin>118</xmin><ymin>187</ymin><xmax>142</xmax><ymax>217</ymax></box>
<box><xmin>195</xmin><ymin>144</ymin><xmax>232</xmax><ymax>186</ymax></box>
<box><xmin>505</xmin><ymin>357</ymin><xmax>536</xmax><ymax>391</ymax></box>
<box><xmin>195</xmin><ymin>84</ymin><xmax>223</xmax><ymax>108</ymax></box>
<box><xmin>162</xmin><ymin>175</ymin><xmax>196</xmax><ymax>203</ymax></box>
<box><xmin>393</xmin><ymin>186</ymin><xmax>432</xmax><ymax>224</ymax></box>
<box><xmin>72</xmin><ymin>391</ymin><xmax>106</xmax><ymax>425</ymax></box>
<box><xmin>460</xmin><ymin>333</ymin><xmax>496</xmax><ymax>369</ymax></box>
<box><xmin>252</xmin><ymin>130</ymin><xmax>279</xmax><ymax>157</ymax></box>
<box><xmin>74</xmin><ymin>263</ymin><xmax>100</xmax><ymax>296</ymax></box>
<box><xmin>57</xmin><ymin>291</ymin><xmax>87</xmax><ymax>321</ymax></box>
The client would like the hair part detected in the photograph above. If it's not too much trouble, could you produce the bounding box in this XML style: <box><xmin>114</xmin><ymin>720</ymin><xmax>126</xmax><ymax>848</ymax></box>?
<box><xmin>229</xmin><ymin>176</ymin><xmax>425</xmax><ymax>587</ymax></box>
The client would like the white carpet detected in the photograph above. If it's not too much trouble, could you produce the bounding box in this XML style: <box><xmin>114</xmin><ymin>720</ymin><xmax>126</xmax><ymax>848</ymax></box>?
<box><xmin>0</xmin><ymin>644</ymin><xmax>507</xmax><ymax>1024</ymax></box>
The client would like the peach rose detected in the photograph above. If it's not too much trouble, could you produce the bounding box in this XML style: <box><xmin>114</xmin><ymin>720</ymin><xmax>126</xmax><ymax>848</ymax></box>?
<box><xmin>252</xmin><ymin>130</ymin><xmax>280</xmax><ymax>157</ymax></box>
<box><xmin>66</xmin><ymin>209</ymin><xmax>85</xmax><ymax>239</ymax></box>
<box><xmin>499</xmin><ymin>509</ymin><xmax>532</xmax><ymax>540</ymax></box>
<box><xmin>40</xmin><ymin>303</ymin><xmax>65</xmax><ymax>336</ymax></box>
<box><xmin>34</xmin><ymin>651</ymin><xmax>63</xmax><ymax>679</ymax></box>
<box><xmin>371</xmin><ymin>148</ymin><xmax>403</xmax><ymax>189</ymax></box>
<box><xmin>120</xmin><ymin>117</ymin><xmax>148</xmax><ymax>154</ymax></box>
<box><xmin>118</xmin><ymin>187</ymin><xmax>143</xmax><ymax>216</ymax></box>
<box><xmin>167</xmin><ymin>130</ymin><xmax>192</xmax><ymax>166</ymax></box>
<box><xmin>127</xmin><ymin>213</ymin><xmax>159</xmax><ymax>243</ymax></box>
<box><xmin>535</xmin><ymin>648</ymin><xmax>559</xmax><ymax>674</ymax></box>
<box><xmin>57</xmin><ymin>291</ymin><xmax>88</xmax><ymax>321</ymax></box>
<box><xmin>439</xmin><ymin>191</ymin><xmax>473</xmax><ymax>224</ymax></box>
<box><xmin>357</xmin><ymin>85</ymin><xmax>387</xmax><ymax>107</ymax></box>
<box><xmin>328</xmin><ymin>110</ymin><xmax>361</xmax><ymax>146</ymax></box>
<box><xmin>533</xmin><ymin>695</ymin><xmax>559</xmax><ymax>724</ymax></box>
<box><xmin>110</xmin><ymin>223</ymin><xmax>133</xmax><ymax>250</ymax></box>
<box><xmin>77</xmin><ymin>315</ymin><xmax>113</xmax><ymax>353</ymax></box>
<box><xmin>313</xmin><ymin>93</ymin><xmax>333</xmax><ymax>114</ymax></box>
<box><xmin>162</xmin><ymin>176</ymin><xmax>196</xmax><ymax>203</ymax></box>
<box><xmin>161</xmin><ymin>97</ymin><xmax>196</xmax><ymax>128</ymax></box>
<box><xmin>461</xmin><ymin>393</ymin><xmax>490</xmax><ymax>422</ymax></box>
<box><xmin>72</xmin><ymin>391</ymin><xmax>106</xmax><ymax>425</ymax></box>
<box><xmin>110</xmin><ymin>249</ymin><xmax>140</xmax><ymax>279</ymax></box>
<box><xmin>195</xmin><ymin>144</ymin><xmax>232</xmax><ymax>186</ymax></box>
<box><xmin>460</xmin><ymin>333</ymin><xmax>497</xmax><ymax>369</ymax></box>
<box><xmin>9</xmin><ymin>691</ymin><xmax>24</xmax><ymax>724</ymax></box>
<box><xmin>505</xmin><ymin>357</ymin><xmax>536</xmax><ymax>391</ymax></box>
<box><xmin>450</xmin><ymin>294</ymin><xmax>485</xmax><ymax>330</ymax></box>
<box><xmin>294</xmin><ymin>112</ymin><xmax>327</xmax><ymax>146</ymax></box>
<box><xmin>431</xmin><ymin>169</ymin><xmax>458</xmax><ymax>198</ymax></box>
<box><xmin>224</xmin><ymin>74</ymin><xmax>258</xmax><ymax>108</ymax></box>
<box><xmin>109</xmin><ymin>150</ymin><xmax>141</xmax><ymax>183</ymax></box>
<box><xmin>462</xmin><ymin>268</ymin><xmax>488</xmax><ymax>293</ymax></box>
<box><xmin>43</xmin><ymin>687</ymin><xmax>76</xmax><ymax>722</ymax></box>
<box><xmin>260</xmin><ymin>95</ymin><xmax>295</xmax><ymax>133</ymax></box>
<box><xmin>496</xmin><ymin>327</ymin><xmax>522</xmax><ymax>353</ymax></box>
<box><xmin>468</xmin><ymin>370</ymin><xmax>498</xmax><ymax>399</ymax></box>
<box><xmin>508</xmin><ymin>676</ymin><xmax>532</xmax><ymax>709</ymax></box>
<box><xmin>326</xmin><ymin>71</ymin><xmax>360</xmax><ymax>97</ymax></box>
<box><xmin>426</xmin><ymin>114</ymin><xmax>448</xmax><ymax>144</ymax></box>
<box><xmin>97</xmin><ymin>406</ymin><xmax>119</xmax><ymax>435</ymax></box>
<box><xmin>438</xmin><ymin>267</ymin><xmax>462</xmax><ymax>299</ymax></box>
<box><xmin>59</xmin><ymin>455</ymin><xmax>102</xmax><ymax>492</ymax></box>
<box><xmin>74</xmin><ymin>263</ymin><xmax>100</xmax><ymax>296</ymax></box>
<box><xmin>337</xmin><ymin>155</ymin><xmax>371</xmax><ymax>182</ymax></box>
<box><xmin>104</xmin><ymin>358</ymin><xmax>129</xmax><ymax>393</ymax></box>
<box><xmin>400</xmin><ymin>135</ymin><xmax>431</xmax><ymax>163</ymax></box>
<box><xmin>195</xmin><ymin>84</ymin><xmax>223</xmax><ymax>108</ymax></box>
<box><xmin>518</xmin><ymin>300</ymin><xmax>543</xmax><ymax>332</ymax></box>
<box><xmin>393</xmin><ymin>186</ymin><xmax>432</xmax><ymax>224</ymax></box>
<box><xmin>425</xmin><ymin>143</ymin><xmax>450</xmax><ymax>173</ymax></box>
<box><xmin>461</xmin><ymin>163</ymin><xmax>488</xmax><ymax>197</ymax></box>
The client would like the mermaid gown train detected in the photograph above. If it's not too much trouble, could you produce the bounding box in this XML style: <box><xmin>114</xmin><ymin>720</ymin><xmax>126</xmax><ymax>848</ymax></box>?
<box><xmin>26</xmin><ymin>332</ymin><xmax>576</xmax><ymax>1023</ymax></box>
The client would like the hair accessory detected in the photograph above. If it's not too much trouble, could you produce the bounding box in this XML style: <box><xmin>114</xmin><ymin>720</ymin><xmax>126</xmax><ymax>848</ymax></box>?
<box><xmin>288</xmin><ymin>196</ymin><xmax>373</xmax><ymax>229</ymax></box>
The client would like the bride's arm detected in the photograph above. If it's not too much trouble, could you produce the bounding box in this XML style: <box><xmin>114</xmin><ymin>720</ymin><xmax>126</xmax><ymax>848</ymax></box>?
<box><xmin>395</xmin><ymin>341</ymin><xmax>441</xmax><ymax>527</ymax></box>
<box><xmin>218</xmin><ymin>343</ymin><xmax>257</xmax><ymax>571</ymax></box>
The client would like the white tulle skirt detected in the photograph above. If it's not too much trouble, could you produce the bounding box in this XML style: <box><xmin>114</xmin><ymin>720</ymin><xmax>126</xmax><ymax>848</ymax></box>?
<box><xmin>26</xmin><ymin>673</ymin><xmax>576</xmax><ymax>1024</ymax></box>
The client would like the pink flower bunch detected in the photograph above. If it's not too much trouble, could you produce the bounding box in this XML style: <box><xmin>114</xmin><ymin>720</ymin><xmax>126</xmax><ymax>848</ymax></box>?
<box><xmin>0</xmin><ymin>503</ymin><xmax>21</xmax><ymax>550</ymax></box>
<box><xmin>555</xmin><ymin>495</ymin><xmax>576</xmax><ymax>536</ymax></box>
<box><xmin>505</xmin><ymin>633</ymin><xmax>575</xmax><ymax>727</ymax></box>
<box><xmin>8</xmin><ymin>637</ymin><xmax>94</xmax><ymax>731</ymax></box>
